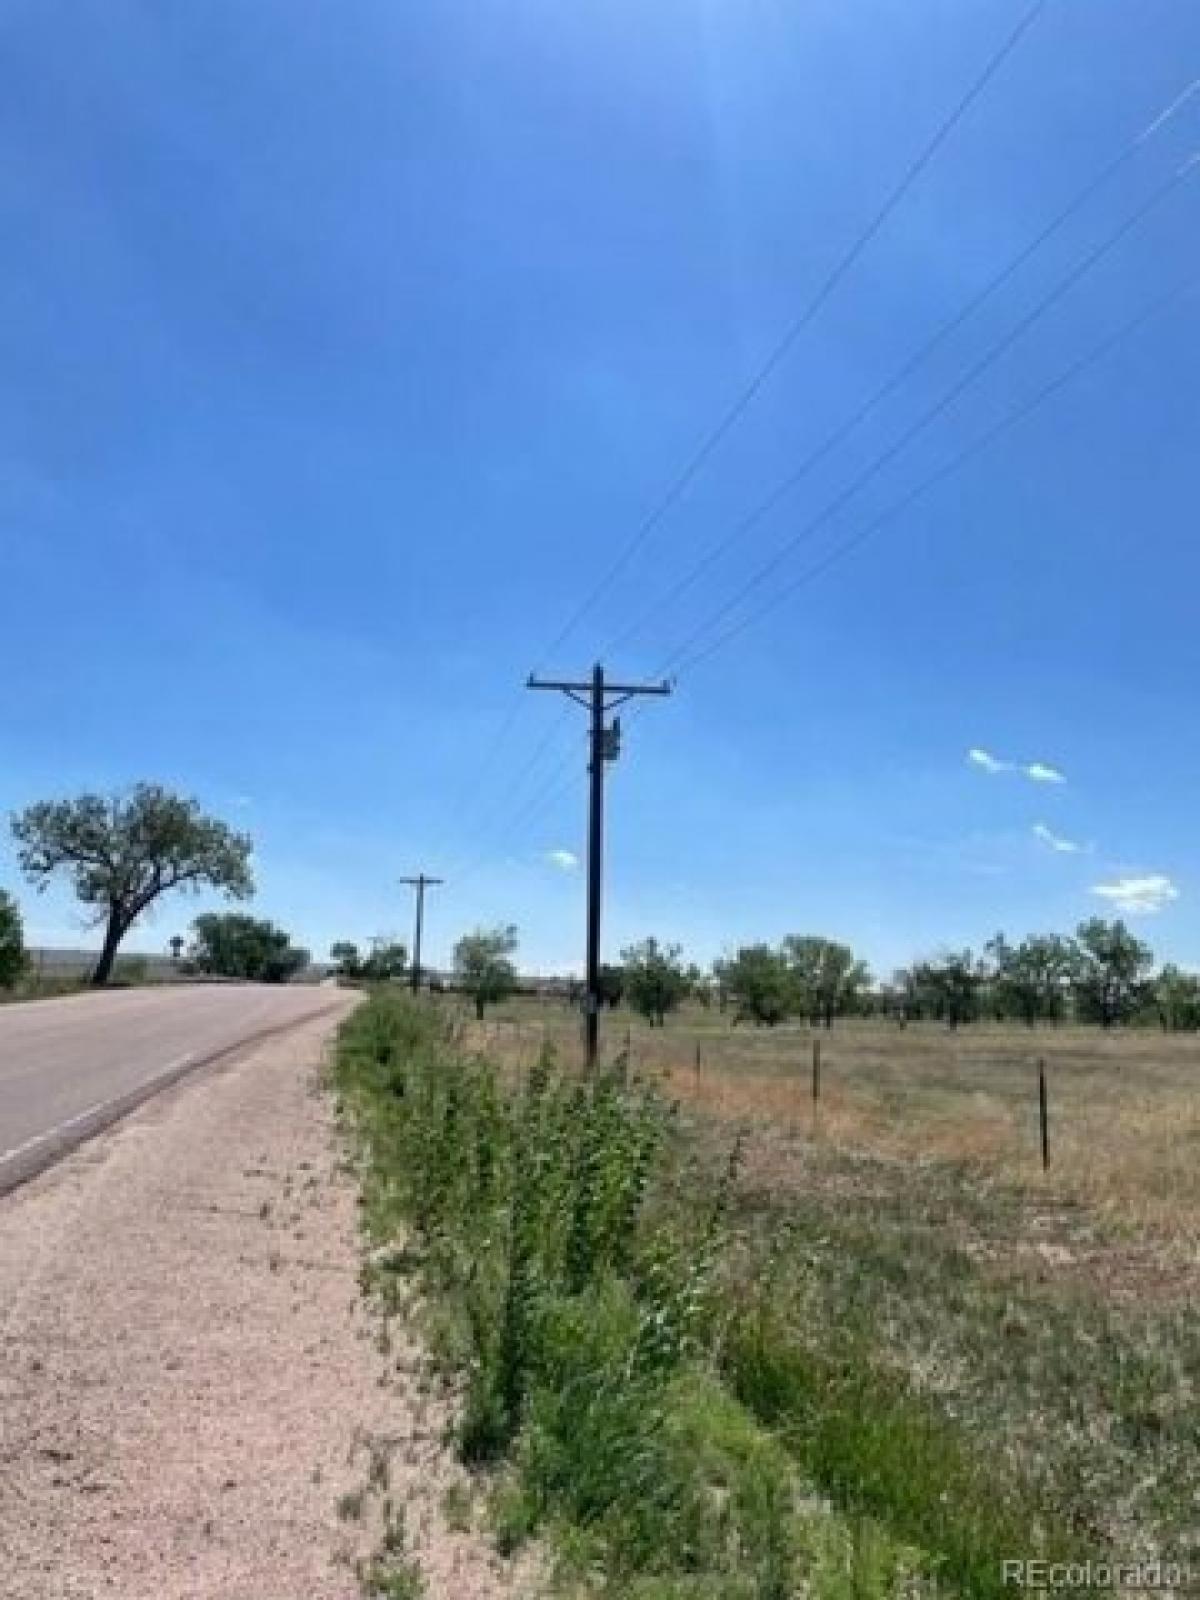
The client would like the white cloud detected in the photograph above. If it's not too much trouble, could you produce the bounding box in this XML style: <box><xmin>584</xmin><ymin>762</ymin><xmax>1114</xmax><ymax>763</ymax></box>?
<box><xmin>1091</xmin><ymin>874</ymin><xmax>1180</xmax><ymax>915</ymax></box>
<box><xmin>967</xmin><ymin>748</ymin><xmax>1067</xmax><ymax>784</ymax></box>
<box><xmin>545</xmin><ymin>848</ymin><xmax>579</xmax><ymax>872</ymax></box>
<box><xmin>967</xmin><ymin>747</ymin><xmax>1012</xmax><ymax>774</ymax></box>
<box><xmin>1032</xmin><ymin>822</ymin><xmax>1082</xmax><ymax>854</ymax></box>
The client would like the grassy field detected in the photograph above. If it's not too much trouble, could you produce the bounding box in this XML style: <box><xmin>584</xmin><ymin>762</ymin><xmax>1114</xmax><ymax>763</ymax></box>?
<box><xmin>454</xmin><ymin>998</ymin><xmax>1200</xmax><ymax>1581</ymax></box>
<box><xmin>481</xmin><ymin>999</ymin><xmax>1200</xmax><ymax>1241</ymax></box>
<box><xmin>333</xmin><ymin>992</ymin><xmax>1200</xmax><ymax>1594</ymax></box>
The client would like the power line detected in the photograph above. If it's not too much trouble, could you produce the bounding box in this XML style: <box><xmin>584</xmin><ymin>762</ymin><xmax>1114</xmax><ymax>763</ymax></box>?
<box><xmin>464</xmin><ymin>271</ymin><xmax>1197</xmax><ymax>963</ymax></box>
<box><xmin>439</xmin><ymin>707</ymin><xmax>579</xmax><ymax>878</ymax></box>
<box><xmin>434</xmin><ymin>3</ymin><xmax>1048</xmax><ymax>878</ymax></box>
<box><xmin>532</xmin><ymin>0</ymin><xmax>1049</xmax><ymax>671</ymax></box>
<box><xmin>444</xmin><ymin>273</ymin><xmax>1199</xmax><ymax>914</ymax></box>
<box><xmin>429</xmin><ymin>681</ymin><xmax>572</xmax><ymax>876</ymax></box>
<box><xmin>670</xmin><ymin>267</ymin><xmax>1199</xmax><ymax>676</ymax></box>
<box><xmin>449</xmin><ymin>741</ymin><xmax>582</xmax><ymax>889</ymax></box>
<box><xmin>437</xmin><ymin>698</ymin><xmax>527</xmax><ymax>845</ymax></box>
<box><xmin>600</xmin><ymin>74</ymin><xmax>1200</xmax><ymax>661</ymax></box>
<box><xmin>447</xmin><ymin>63</ymin><xmax>1195</xmax><ymax>902</ymax></box>
<box><xmin>652</xmin><ymin>153</ymin><xmax>1198</xmax><ymax>679</ymax></box>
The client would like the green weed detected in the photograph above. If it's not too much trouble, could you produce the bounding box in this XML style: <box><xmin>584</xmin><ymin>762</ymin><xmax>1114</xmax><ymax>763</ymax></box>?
<box><xmin>334</xmin><ymin>993</ymin><xmax>1087</xmax><ymax>1597</ymax></box>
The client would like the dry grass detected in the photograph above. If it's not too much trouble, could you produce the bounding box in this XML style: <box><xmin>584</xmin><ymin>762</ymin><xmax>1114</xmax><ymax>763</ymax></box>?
<box><xmin>478</xmin><ymin>1001</ymin><xmax>1200</xmax><ymax>1249</ymax></box>
<box><xmin>447</xmin><ymin>996</ymin><xmax>1200</xmax><ymax>1571</ymax></box>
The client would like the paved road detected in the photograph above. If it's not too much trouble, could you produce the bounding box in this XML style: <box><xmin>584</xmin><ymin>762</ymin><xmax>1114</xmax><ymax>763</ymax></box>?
<box><xmin>0</xmin><ymin>984</ymin><xmax>345</xmax><ymax>1193</ymax></box>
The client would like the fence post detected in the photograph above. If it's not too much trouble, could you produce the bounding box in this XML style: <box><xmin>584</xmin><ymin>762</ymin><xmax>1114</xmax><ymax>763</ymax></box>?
<box><xmin>812</xmin><ymin>1037</ymin><xmax>822</xmax><ymax>1106</ymax></box>
<box><xmin>694</xmin><ymin>1041</ymin><xmax>702</xmax><ymax>1083</ymax></box>
<box><xmin>1038</xmin><ymin>1057</ymin><xmax>1049</xmax><ymax>1172</ymax></box>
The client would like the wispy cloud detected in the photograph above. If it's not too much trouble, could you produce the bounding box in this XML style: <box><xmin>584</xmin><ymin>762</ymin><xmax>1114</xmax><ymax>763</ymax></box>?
<box><xmin>545</xmin><ymin>848</ymin><xmax>578</xmax><ymax>872</ymax></box>
<box><xmin>966</xmin><ymin>748</ymin><xmax>1066</xmax><ymax>784</ymax></box>
<box><xmin>1032</xmin><ymin>822</ymin><xmax>1084</xmax><ymax>854</ymax></box>
<box><xmin>1091</xmin><ymin>874</ymin><xmax>1180</xmax><ymax>914</ymax></box>
<box><xmin>967</xmin><ymin>747</ymin><xmax>1012</xmax><ymax>775</ymax></box>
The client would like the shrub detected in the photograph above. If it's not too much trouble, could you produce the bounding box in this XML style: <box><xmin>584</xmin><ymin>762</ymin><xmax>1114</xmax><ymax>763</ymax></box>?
<box><xmin>0</xmin><ymin>890</ymin><xmax>28</xmax><ymax>989</ymax></box>
<box><xmin>335</xmin><ymin>995</ymin><xmax>806</xmax><ymax>1594</ymax></box>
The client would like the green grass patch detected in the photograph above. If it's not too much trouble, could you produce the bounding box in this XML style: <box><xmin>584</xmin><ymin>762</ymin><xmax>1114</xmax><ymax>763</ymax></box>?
<box><xmin>335</xmin><ymin>992</ymin><xmax>1088</xmax><ymax>1596</ymax></box>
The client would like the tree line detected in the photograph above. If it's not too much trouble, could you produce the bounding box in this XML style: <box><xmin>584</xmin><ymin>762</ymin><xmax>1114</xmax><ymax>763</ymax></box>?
<box><xmin>2</xmin><ymin>783</ymin><xmax>1194</xmax><ymax>1030</ymax></box>
<box><xmin>606</xmin><ymin>922</ymin><xmax>1198</xmax><ymax>1032</ymax></box>
<box><xmin>329</xmin><ymin>925</ymin><xmax>521</xmax><ymax>1020</ymax></box>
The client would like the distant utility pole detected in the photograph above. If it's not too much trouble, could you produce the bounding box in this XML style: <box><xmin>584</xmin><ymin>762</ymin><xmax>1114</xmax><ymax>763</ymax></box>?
<box><xmin>399</xmin><ymin>873</ymin><xmax>443</xmax><ymax>992</ymax></box>
<box><xmin>527</xmin><ymin>662</ymin><xmax>671</xmax><ymax>1070</ymax></box>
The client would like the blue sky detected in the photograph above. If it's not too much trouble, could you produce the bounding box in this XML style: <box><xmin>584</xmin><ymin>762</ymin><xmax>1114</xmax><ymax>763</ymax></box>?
<box><xmin>2</xmin><ymin>0</ymin><xmax>1198</xmax><ymax>977</ymax></box>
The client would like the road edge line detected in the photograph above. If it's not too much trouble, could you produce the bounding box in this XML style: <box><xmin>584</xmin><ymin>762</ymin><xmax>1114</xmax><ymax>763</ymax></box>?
<box><xmin>0</xmin><ymin>997</ymin><xmax>351</xmax><ymax>1201</ymax></box>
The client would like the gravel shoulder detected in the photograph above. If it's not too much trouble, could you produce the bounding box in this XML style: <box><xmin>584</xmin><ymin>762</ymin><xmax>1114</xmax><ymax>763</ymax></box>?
<box><xmin>0</xmin><ymin>1000</ymin><xmax>532</xmax><ymax>1600</ymax></box>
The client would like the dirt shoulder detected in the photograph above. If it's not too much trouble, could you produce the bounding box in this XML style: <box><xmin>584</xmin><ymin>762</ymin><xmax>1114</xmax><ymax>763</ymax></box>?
<box><xmin>0</xmin><ymin>1001</ymin><xmax>528</xmax><ymax>1600</ymax></box>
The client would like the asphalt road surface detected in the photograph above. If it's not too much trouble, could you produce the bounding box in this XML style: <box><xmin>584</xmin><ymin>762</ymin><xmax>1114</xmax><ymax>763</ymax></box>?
<box><xmin>0</xmin><ymin>984</ymin><xmax>344</xmax><ymax>1194</ymax></box>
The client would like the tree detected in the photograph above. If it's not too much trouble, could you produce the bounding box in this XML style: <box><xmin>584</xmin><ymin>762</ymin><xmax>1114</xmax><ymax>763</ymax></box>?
<box><xmin>596</xmin><ymin>963</ymin><xmax>626</xmax><ymax>1010</ymax></box>
<box><xmin>330</xmin><ymin>940</ymin><xmax>363</xmax><ymax>979</ymax></box>
<box><xmin>620</xmin><ymin>938</ymin><xmax>690</xmax><ymax>1027</ymax></box>
<box><xmin>454</xmin><ymin>925</ymin><xmax>518</xmax><ymax>1020</ymax></box>
<box><xmin>712</xmin><ymin>965</ymin><xmax>731</xmax><ymax>1014</ymax></box>
<box><xmin>1152</xmin><ymin>964</ymin><xmax>1200</xmax><ymax>1032</ymax></box>
<box><xmin>716</xmin><ymin>944</ymin><xmax>794</xmax><ymax>1027</ymax></box>
<box><xmin>0</xmin><ymin>889</ymin><xmax>28</xmax><ymax>989</ymax></box>
<box><xmin>191</xmin><ymin>913</ymin><xmax>309</xmax><ymax>983</ymax></box>
<box><xmin>11</xmin><ymin>784</ymin><xmax>253</xmax><ymax>987</ymax></box>
<box><xmin>986</xmin><ymin>932</ymin><xmax>1073</xmax><ymax>1026</ymax></box>
<box><xmin>878</xmin><ymin>978</ymin><xmax>911</xmax><ymax>1025</ymax></box>
<box><xmin>1070</xmin><ymin>918</ymin><xmax>1153</xmax><ymax>1028</ymax></box>
<box><xmin>686</xmin><ymin>964</ymin><xmax>713</xmax><ymax>1008</ymax></box>
<box><xmin>887</xmin><ymin>967</ymin><xmax>927</xmax><ymax>1025</ymax></box>
<box><xmin>782</xmin><ymin>935</ymin><xmax>871</xmax><ymax>1028</ymax></box>
<box><xmin>910</xmin><ymin>950</ymin><xmax>984</xmax><ymax>1028</ymax></box>
<box><xmin>361</xmin><ymin>938</ymin><xmax>407</xmax><ymax>982</ymax></box>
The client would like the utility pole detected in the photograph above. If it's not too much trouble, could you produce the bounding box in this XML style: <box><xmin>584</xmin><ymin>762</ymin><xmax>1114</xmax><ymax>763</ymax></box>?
<box><xmin>527</xmin><ymin>662</ymin><xmax>671</xmax><ymax>1070</ymax></box>
<box><xmin>399</xmin><ymin>873</ymin><xmax>443</xmax><ymax>992</ymax></box>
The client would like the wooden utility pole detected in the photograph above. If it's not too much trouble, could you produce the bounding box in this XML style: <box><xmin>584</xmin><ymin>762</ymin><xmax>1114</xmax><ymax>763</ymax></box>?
<box><xmin>527</xmin><ymin>663</ymin><xmax>671</xmax><ymax>1070</ymax></box>
<box><xmin>399</xmin><ymin>873</ymin><xmax>443</xmax><ymax>992</ymax></box>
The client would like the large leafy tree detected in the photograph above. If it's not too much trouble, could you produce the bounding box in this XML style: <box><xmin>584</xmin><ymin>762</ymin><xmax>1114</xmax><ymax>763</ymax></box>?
<box><xmin>454</xmin><ymin>924</ymin><xmax>518</xmax><ymax>1020</ymax></box>
<box><xmin>191</xmin><ymin>912</ymin><xmax>308</xmax><ymax>983</ymax></box>
<box><xmin>361</xmin><ymin>938</ymin><xmax>408</xmax><ymax>982</ymax></box>
<box><xmin>11</xmin><ymin>785</ymin><xmax>253</xmax><ymax>986</ymax></box>
<box><xmin>1070</xmin><ymin>918</ymin><xmax>1153</xmax><ymax>1027</ymax></box>
<box><xmin>888</xmin><ymin>967</ymin><xmax>929</xmax><ymax>1024</ymax></box>
<box><xmin>716</xmin><ymin>944</ymin><xmax>794</xmax><ymax>1027</ymax></box>
<box><xmin>332</xmin><ymin>935</ymin><xmax>407</xmax><ymax>983</ymax></box>
<box><xmin>0</xmin><ymin>889</ymin><xmax>28</xmax><ymax>989</ymax></box>
<box><xmin>1151</xmin><ymin>964</ymin><xmax>1200</xmax><ymax>1032</ymax></box>
<box><xmin>986</xmin><ymin>932</ymin><xmax>1074</xmax><ymax>1026</ymax></box>
<box><xmin>782</xmin><ymin>935</ymin><xmax>871</xmax><ymax>1028</ymax></box>
<box><xmin>330</xmin><ymin>940</ymin><xmax>363</xmax><ymax>979</ymax></box>
<box><xmin>910</xmin><ymin>950</ymin><xmax>985</xmax><ymax>1028</ymax></box>
<box><xmin>620</xmin><ymin>938</ymin><xmax>689</xmax><ymax>1027</ymax></box>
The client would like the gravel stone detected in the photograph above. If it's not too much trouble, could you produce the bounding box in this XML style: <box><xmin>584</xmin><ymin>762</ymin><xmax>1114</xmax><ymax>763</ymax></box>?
<box><xmin>0</xmin><ymin>1003</ymin><xmax>535</xmax><ymax>1599</ymax></box>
